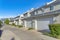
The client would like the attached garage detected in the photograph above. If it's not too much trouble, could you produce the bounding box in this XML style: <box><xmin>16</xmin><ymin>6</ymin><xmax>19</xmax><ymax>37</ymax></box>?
<box><xmin>26</xmin><ymin>19</ymin><xmax>36</xmax><ymax>29</ymax></box>
<box><xmin>26</xmin><ymin>20</ymin><xmax>32</xmax><ymax>28</ymax></box>
<box><xmin>37</xmin><ymin>17</ymin><xmax>53</xmax><ymax>32</ymax></box>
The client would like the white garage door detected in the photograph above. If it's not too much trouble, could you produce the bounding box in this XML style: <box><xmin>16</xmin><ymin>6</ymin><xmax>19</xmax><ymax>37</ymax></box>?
<box><xmin>26</xmin><ymin>20</ymin><xmax>35</xmax><ymax>29</ymax></box>
<box><xmin>26</xmin><ymin>20</ymin><xmax>32</xmax><ymax>28</ymax></box>
<box><xmin>37</xmin><ymin>17</ymin><xmax>53</xmax><ymax>31</ymax></box>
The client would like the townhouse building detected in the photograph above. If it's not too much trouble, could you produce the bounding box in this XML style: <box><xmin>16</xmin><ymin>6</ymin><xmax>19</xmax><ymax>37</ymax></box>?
<box><xmin>19</xmin><ymin>15</ymin><xmax>24</xmax><ymax>25</ymax></box>
<box><xmin>14</xmin><ymin>15</ymin><xmax>24</xmax><ymax>25</ymax></box>
<box><xmin>22</xmin><ymin>0</ymin><xmax>60</xmax><ymax>31</ymax></box>
<box><xmin>9</xmin><ymin>18</ymin><xmax>14</xmax><ymax>24</ymax></box>
<box><xmin>14</xmin><ymin>16</ymin><xmax>20</xmax><ymax>25</ymax></box>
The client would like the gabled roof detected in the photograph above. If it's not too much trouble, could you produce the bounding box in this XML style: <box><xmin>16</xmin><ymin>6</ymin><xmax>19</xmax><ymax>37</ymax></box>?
<box><xmin>14</xmin><ymin>15</ymin><xmax>20</xmax><ymax>18</ymax></box>
<box><xmin>22</xmin><ymin>0</ymin><xmax>60</xmax><ymax>16</ymax></box>
<box><xmin>30</xmin><ymin>0</ymin><xmax>60</xmax><ymax>13</ymax></box>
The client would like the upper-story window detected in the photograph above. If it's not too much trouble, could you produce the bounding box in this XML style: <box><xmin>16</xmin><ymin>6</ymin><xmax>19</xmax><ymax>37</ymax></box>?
<box><xmin>34</xmin><ymin>11</ymin><xmax>39</xmax><ymax>15</ymax></box>
<box><xmin>50</xmin><ymin>6</ymin><xmax>54</xmax><ymax>10</ymax></box>
<box><xmin>24</xmin><ymin>13</ymin><xmax>27</xmax><ymax>17</ymax></box>
<box><xmin>31</xmin><ymin>12</ymin><xmax>35</xmax><ymax>16</ymax></box>
<box><xmin>41</xmin><ymin>8</ymin><xmax>44</xmax><ymax>12</ymax></box>
<box><xmin>36</xmin><ymin>11</ymin><xmax>38</xmax><ymax>14</ymax></box>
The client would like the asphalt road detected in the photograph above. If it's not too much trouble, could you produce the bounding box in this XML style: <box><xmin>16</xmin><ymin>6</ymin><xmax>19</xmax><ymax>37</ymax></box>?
<box><xmin>1</xmin><ymin>24</ymin><xmax>58</xmax><ymax>40</ymax></box>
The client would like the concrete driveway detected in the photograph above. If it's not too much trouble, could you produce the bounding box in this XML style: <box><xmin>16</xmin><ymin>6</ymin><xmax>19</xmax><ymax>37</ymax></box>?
<box><xmin>1</xmin><ymin>24</ymin><xmax>58</xmax><ymax>40</ymax></box>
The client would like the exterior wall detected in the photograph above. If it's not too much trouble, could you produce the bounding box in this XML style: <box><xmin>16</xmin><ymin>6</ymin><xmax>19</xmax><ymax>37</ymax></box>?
<box><xmin>19</xmin><ymin>19</ymin><xmax>21</xmax><ymax>25</ymax></box>
<box><xmin>14</xmin><ymin>20</ymin><xmax>19</xmax><ymax>25</ymax></box>
<box><xmin>23</xmin><ymin>20</ymin><xmax>27</xmax><ymax>28</ymax></box>
<box><xmin>23</xmin><ymin>19</ymin><xmax>37</xmax><ymax>30</ymax></box>
<box><xmin>23</xmin><ymin>1</ymin><xmax>60</xmax><ymax>31</ymax></box>
<box><xmin>35</xmin><ymin>9</ymin><xmax>42</xmax><ymax>14</ymax></box>
<box><xmin>44</xmin><ymin>7</ymin><xmax>50</xmax><ymax>13</ymax></box>
<box><xmin>14</xmin><ymin>20</ymin><xmax>16</xmax><ymax>25</ymax></box>
<box><xmin>27</xmin><ymin>12</ymin><xmax>31</xmax><ymax>17</ymax></box>
<box><xmin>24</xmin><ymin>13</ymin><xmax>28</xmax><ymax>18</ymax></box>
<box><xmin>9</xmin><ymin>22</ymin><xmax>14</xmax><ymax>24</ymax></box>
<box><xmin>30</xmin><ymin>2</ymin><xmax>60</xmax><ymax>16</ymax></box>
<box><xmin>38</xmin><ymin>10</ymin><xmax>42</xmax><ymax>14</ymax></box>
<box><xmin>24</xmin><ymin>15</ymin><xmax>54</xmax><ymax>30</ymax></box>
<box><xmin>54</xmin><ymin>14</ymin><xmax>60</xmax><ymax>23</ymax></box>
<box><xmin>53</xmin><ymin>4</ymin><xmax>60</xmax><ymax>11</ymax></box>
<box><xmin>19</xmin><ymin>19</ymin><xmax>23</xmax><ymax>25</ymax></box>
<box><xmin>23</xmin><ymin>1</ymin><xmax>60</xmax><ymax>19</ymax></box>
<box><xmin>15</xmin><ymin>21</ymin><xmax>19</xmax><ymax>25</ymax></box>
<box><xmin>31</xmin><ymin>12</ymin><xmax>35</xmax><ymax>16</ymax></box>
<box><xmin>34</xmin><ymin>19</ymin><xmax>37</xmax><ymax>30</ymax></box>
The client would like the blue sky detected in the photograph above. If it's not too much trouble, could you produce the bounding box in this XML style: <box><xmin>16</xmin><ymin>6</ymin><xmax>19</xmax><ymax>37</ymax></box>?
<box><xmin>0</xmin><ymin>0</ymin><xmax>52</xmax><ymax>18</ymax></box>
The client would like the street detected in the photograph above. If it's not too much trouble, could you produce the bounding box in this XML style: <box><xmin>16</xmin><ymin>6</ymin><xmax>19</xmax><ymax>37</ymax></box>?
<box><xmin>0</xmin><ymin>24</ymin><xmax>58</xmax><ymax>40</ymax></box>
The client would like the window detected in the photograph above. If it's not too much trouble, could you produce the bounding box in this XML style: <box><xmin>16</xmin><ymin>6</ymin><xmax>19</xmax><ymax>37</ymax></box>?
<box><xmin>36</xmin><ymin>11</ymin><xmax>38</xmax><ymax>14</ymax></box>
<box><xmin>50</xmin><ymin>6</ymin><xmax>54</xmax><ymax>10</ymax></box>
<box><xmin>31</xmin><ymin>12</ymin><xmax>35</xmax><ymax>16</ymax></box>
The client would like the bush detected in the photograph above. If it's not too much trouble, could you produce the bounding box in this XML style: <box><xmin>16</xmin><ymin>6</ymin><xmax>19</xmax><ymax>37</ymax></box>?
<box><xmin>28</xmin><ymin>28</ymin><xmax>34</xmax><ymax>30</ymax></box>
<box><xmin>4</xmin><ymin>19</ymin><xmax>9</xmax><ymax>24</ymax></box>
<box><xmin>12</xmin><ymin>23</ymin><xmax>16</xmax><ymax>26</ymax></box>
<box><xmin>0</xmin><ymin>20</ymin><xmax>2</xmax><ymax>28</ymax></box>
<box><xmin>17</xmin><ymin>25</ymin><xmax>23</xmax><ymax>28</ymax></box>
<box><xmin>49</xmin><ymin>24</ymin><xmax>60</xmax><ymax>38</ymax></box>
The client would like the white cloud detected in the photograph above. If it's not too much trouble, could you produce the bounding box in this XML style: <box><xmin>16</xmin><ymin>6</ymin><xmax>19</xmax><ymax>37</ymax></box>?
<box><xmin>0</xmin><ymin>16</ymin><xmax>15</xmax><ymax>18</ymax></box>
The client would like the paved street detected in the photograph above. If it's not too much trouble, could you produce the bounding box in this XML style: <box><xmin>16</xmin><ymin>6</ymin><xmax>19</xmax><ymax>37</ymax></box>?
<box><xmin>1</xmin><ymin>24</ymin><xmax>58</xmax><ymax>40</ymax></box>
<box><xmin>1</xmin><ymin>30</ymin><xmax>20</xmax><ymax>40</ymax></box>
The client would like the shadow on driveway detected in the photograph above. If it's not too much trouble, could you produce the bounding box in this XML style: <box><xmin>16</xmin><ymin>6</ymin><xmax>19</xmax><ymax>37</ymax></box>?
<box><xmin>38</xmin><ymin>29</ymin><xmax>50</xmax><ymax>36</ymax></box>
<box><xmin>0</xmin><ymin>30</ymin><xmax>3</xmax><ymax>37</ymax></box>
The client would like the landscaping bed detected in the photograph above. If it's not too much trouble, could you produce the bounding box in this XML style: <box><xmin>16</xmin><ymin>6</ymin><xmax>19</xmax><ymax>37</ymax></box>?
<box><xmin>11</xmin><ymin>23</ymin><xmax>23</xmax><ymax>28</ymax></box>
<box><xmin>48</xmin><ymin>24</ymin><xmax>60</xmax><ymax>39</ymax></box>
<box><xmin>0</xmin><ymin>20</ymin><xmax>2</xmax><ymax>28</ymax></box>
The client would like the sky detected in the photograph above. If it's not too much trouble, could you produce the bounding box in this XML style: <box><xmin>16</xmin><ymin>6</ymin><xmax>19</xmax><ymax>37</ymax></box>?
<box><xmin>0</xmin><ymin>0</ymin><xmax>52</xmax><ymax>18</ymax></box>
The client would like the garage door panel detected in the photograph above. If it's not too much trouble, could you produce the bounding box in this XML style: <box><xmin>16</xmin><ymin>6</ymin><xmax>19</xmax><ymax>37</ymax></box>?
<box><xmin>37</xmin><ymin>17</ymin><xmax>53</xmax><ymax>31</ymax></box>
<box><xmin>37</xmin><ymin>21</ymin><xmax>49</xmax><ymax>30</ymax></box>
<box><xmin>26</xmin><ymin>21</ymin><xmax>31</xmax><ymax>28</ymax></box>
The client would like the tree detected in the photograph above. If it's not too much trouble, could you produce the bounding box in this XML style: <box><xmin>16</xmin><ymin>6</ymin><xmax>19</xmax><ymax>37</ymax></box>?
<box><xmin>0</xmin><ymin>20</ymin><xmax>2</xmax><ymax>28</ymax></box>
<box><xmin>4</xmin><ymin>19</ymin><xmax>10</xmax><ymax>24</ymax></box>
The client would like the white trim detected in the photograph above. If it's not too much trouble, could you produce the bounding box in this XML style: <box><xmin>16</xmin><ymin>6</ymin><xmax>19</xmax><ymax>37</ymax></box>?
<box><xmin>35</xmin><ymin>19</ymin><xmax>37</xmax><ymax>30</ymax></box>
<box><xmin>47</xmin><ymin>0</ymin><xmax>56</xmax><ymax>5</ymax></box>
<box><xmin>24</xmin><ymin>20</ymin><xmax>27</xmax><ymax>28</ymax></box>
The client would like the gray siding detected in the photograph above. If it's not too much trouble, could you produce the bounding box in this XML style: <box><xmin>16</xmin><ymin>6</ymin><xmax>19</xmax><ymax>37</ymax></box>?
<box><xmin>54</xmin><ymin>14</ymin><xmax>60</xmax><ymax>23</ymax></box>
<box><xmin>52</xmin><ymin>4</ymin><xmax>60</xmax><ymax>11</ymax></box>
<box><xmin>23</xmin><ymin>1</ymin><xmax>60</xmax><ymax>31</ymax></box>
<box><xmin>44</xmin><ymin>7</ymin><xmax>50</xmax><ymax>13</ymax></box>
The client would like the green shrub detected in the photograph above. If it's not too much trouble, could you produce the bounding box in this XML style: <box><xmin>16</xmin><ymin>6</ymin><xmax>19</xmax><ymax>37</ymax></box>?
<box><xmin>0</xmin><ymin>20</ymin><xmax>2</xmax><ymax>28</ymax></box>
<box><xmin>49</xmin><ymin>24</ymin><xmax>60</xmax><ymax>38</ymax></box>
<box><xmin>0</xmin><ymin>22</ymin><xmax>2</xmax><ymax>26</ymax></box>
<box><xmin>28</xmin><ymin>28</ymin><xmax>34</xmax><ymax>30</ymax></box>
<box><xmin>43</xmin><ymin>32</ymin><xmax>54</xmax><ymax>37</ymax></box>
<box><xmin>12</xmin><ymin>23</ymin><xmax>16</xmax><ymax>26</ymax></box>
<box><xmin>4</xmin><ymin>19</ymin><xmax>9</xmax><ymax>24</ymax></box>
<box><xmin>17</xmin><ymin>25</ymin><xmax>23</xmax><ymax>28</ymax></box>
